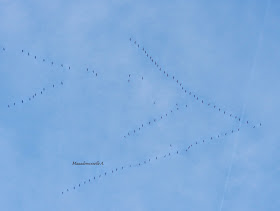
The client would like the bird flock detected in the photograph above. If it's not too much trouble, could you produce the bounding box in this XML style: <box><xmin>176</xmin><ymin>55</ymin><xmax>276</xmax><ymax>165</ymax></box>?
<box><xmin>1</xmin><ymin>46</ymin><xmax>98</xmax><ymax>108</ymax></box>
<box><xmin>0</xmin><ymin>40</ymin><xmax>262</xmax><ymax>196</ymax></box>
<box><xmin>61</xmin><ymin>37</ymin><xmax>262</xmax><ymax>195</ymax></box>
<box><xmin>129</xmin><ymin>38</ymin><xmax>262</xmax><ymax>129</ymax></box>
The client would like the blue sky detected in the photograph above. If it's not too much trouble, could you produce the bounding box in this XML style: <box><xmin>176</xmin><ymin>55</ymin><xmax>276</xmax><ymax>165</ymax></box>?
<box><xmin>0</xmin><ymin>0</ymin><xmax>279</xmax><ymax>210</ymax></box>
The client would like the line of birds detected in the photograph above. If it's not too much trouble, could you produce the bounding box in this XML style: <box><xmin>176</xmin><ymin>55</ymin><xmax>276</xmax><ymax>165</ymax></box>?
<box><xmin>123</xmin><ymin>103</ymin><xmax>185</xmax><ymax>140</ymax></box>
<box><xmin>20</xmin><ymin>49</ymin><xmax>98</xmax><ymax>77</ymax></box>
<box><xmin>7</xmin><ymin>81</ymin><xmax>64</xmax><ymax>108</ymax></box>
<box><xmin>129</xmin><ymin>38</ymin><xmax>262</xmax><ymax>129</ymax></box>
<box><xmin>62</xmin><ymin>125</ymin><xmax>245</xmax><ymax>195</ymax></box>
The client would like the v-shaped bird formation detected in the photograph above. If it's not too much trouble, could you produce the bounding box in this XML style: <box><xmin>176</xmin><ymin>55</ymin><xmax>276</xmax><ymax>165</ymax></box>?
<box><xmin>129</xmin><ymin>38</ymin><xmax>261</xmax><ymax>129</ymax></box>
<box><xmin>61</xmin><ymin>37</ymin><xmax>261</xmax><ymax>195</ymax></box>
<box><xmin>0</xmin><ymin>37</ymin><xmax>261</xmax><ymax>196</ymax></box>
<box><xmin>1</xmin><ymin>45</ymin><xmax>98</xmax><ymax>108</ymax></box>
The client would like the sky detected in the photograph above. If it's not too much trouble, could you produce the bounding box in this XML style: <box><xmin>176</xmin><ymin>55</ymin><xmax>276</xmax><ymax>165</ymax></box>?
<box><xmin>0</xmin><ymin>0</ymin><xmax>279</xmax><ymax>210</ymax></box>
